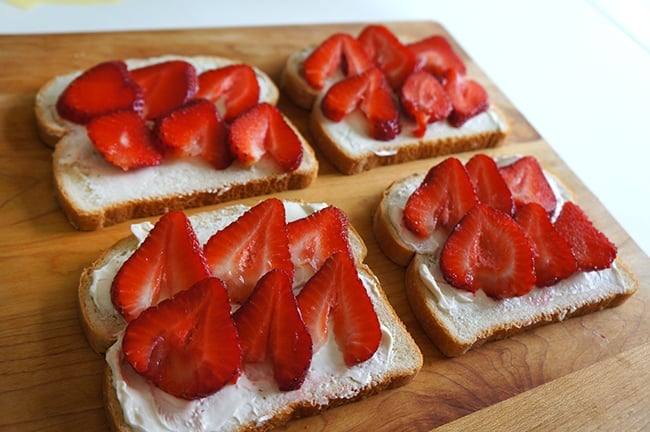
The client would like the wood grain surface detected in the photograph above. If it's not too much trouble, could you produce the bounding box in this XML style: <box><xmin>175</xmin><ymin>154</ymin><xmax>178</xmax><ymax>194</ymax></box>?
<box><xmin>0</xmin><ymin>22</ymin><xmax>648</xmax><ymax>432</ymax></box>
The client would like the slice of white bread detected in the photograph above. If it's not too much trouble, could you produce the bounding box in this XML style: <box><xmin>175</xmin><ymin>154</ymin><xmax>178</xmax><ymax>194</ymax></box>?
<box><xmin>373</xmin><ymin>156</ymin><xmax>639</xmax><ymax>357</ymax></box>
<box><xmin>80</xmin><ymin>200</ymin><xmax>423</xmax><ymax>431</ymax></box>
<box><xmin>281</xmin><ymin>43</ymin><xmax>509</xmax><ymax>175</ymax></box>
<box><xmin>35</xmin><ymin>55</ymin><xmax>318</xmax><ymax>230</ymax></box>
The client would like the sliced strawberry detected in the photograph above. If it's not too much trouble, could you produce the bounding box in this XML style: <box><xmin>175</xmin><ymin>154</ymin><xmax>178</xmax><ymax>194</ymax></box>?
<box><xmin>203</xmin><ymin>198</ymin><xmax>293</xmax><ymax>304</ymax></box>
<box><xmin>400</xmin><ymin>70</ymin><xmax>452</xmax><ymax>137</ymax></box>
<box><xmin>57</xmin><ymin>61</ymin><xmax>143</xmax><ymax>124</ymax></box>
<box><xmin>122</xmin><ymin>277</ymin><xmax>242</xmax><ymax>400</ymax></box>
<box><xmin>233</xmin><ymin>269</ymin><xmax>312</xmax><ymax>391</ymax></box>
<box><xmin>443</xmin><ymin>68</ymin><xmax>489</xmax><ymax>127</ymax></box>
<box><xmin>407</xmin><ymin>35</ymin><xmax>466</xmax><ymax>78</ymax></box>
<box><xmin>130</xmin><ymin>60</ymin><xmax>198</xmax><ymax>120</ymax></box>
<box><xmin>403</xmin><ymin>157</ymin><xmax>478</xmax><ymax>238</ymax></box>
<box><xmin>357</xmin><ymin>24</ymin><xmax>416</xmax><ymax>89</ymax></box>
<box><xmin>228</xmin><ymin>103</ymin><xmax>303</xmax><ymax>171</ymax></box>
<box><xmin>287</xmin><ymin>206</ymin><xmax>352</xmax><ymax>285</ymax></box>
<box><xmin>87</xmin><ymin>110</ymin><xmax>163</xmax><ymax>171</ymax></box>
<box><xmin>515</xmin><ymin>203</ymin><xmax>577</xmax><ymax>286</ymax></box>
<box><xmin>554</xmin><ymin>202</ymin><xmax>617</xmax><ymax>271</ymax></box>
<box><xmin>440</xmin><ymin>204</ymin><xmax>536</xmax><ymax>299</ymax></box>
<box><xmin>155</xmin><ymin>98</ymin><xmax>233</xmax><ymax>169</ymax></box>
<box><xmin>297</xmin><ymin>252</ymin><xmax>381</xmax><ymax>366</ymax></box>
<box><xmin>112</xmin><ymin>211</ymin><xmax>212</xmax><ymax>322</ymax></box>
<box><xmin>498</xmin><ymin>156</ymin><xmax>557</xmax><ymax>214</ymax></box>
<box><xmin>195</xmin><ymin>64</ymin><xmax>260</xmax><ymax>121</ymax></box>
<box><xmin>302</xmin><ymin>33</ymin><xmax>374</xmax><ymax>90</ymax></box>
<box><xmin>321</xmin><ymin>67</ymin><xmax>401</xmax><ymax>141</ymax></box>
<box><xmin>465</xmin><ymin>153</ymin><xmax>515</xmax><ymax>215</ymax></box>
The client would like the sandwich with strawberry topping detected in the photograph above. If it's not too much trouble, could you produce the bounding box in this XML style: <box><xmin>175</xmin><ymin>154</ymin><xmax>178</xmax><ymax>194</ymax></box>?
<box><xmin>78</xmin><ymin>198</ymin><xmax>422</xmax><ymax>431</ymax></box>
<box><xmin>373</xmin><ymin>153</ymin><xmax>638</xmax><ymax>357</ymax></box>
<box><xmin>35</xmin><ymin>55</ymin><xmax>318</xmax><ymax>230</ymax></box>
<box><xmin>281</xmin><ymin>24</ymin><xmax>508</xmax><ymax>174</ymax></box>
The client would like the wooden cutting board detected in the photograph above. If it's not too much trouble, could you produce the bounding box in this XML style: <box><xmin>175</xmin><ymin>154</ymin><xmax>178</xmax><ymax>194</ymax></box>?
<box><xmin>0</xmin><ymin>22</ymin><xmax>648</xmax><ymax>431</ymax></box>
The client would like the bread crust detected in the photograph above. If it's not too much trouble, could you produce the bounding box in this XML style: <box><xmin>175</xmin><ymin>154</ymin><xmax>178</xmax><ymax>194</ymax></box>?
<box><xmin>279</xmin><ymin>49</ymin><xmax>319</xmax><ymax>110</ymax></box>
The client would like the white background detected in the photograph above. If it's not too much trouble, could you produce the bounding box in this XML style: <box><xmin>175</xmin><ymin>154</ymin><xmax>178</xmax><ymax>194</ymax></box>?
<box><xmin>2</xmin><ymin>0</ymin><xmax>649</xmax><ymax>257</ymax></box>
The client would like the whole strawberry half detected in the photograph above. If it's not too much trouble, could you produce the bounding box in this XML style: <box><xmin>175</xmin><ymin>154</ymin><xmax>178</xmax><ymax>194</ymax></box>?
<box><xmin>440</xmin><ymin>204</ymin><xmax>536</xmax><ymax>299</ymax></box>
<box><xmin>233</xmin><ymin>269</ymin><xmax>312</xmax><ymax>391</ymax></box>
<box><xmin>87</xmin><ymin>109</ymin><xmax>163</xmax><ymax>171</ymax></box>
<box><xmin>112</xmin><ymin>210</ymin><xmax>212</xmax><ymax>322</ymax></box>
<box><xmin>498</xmin><ymin>156</ymin><xmax>557</xmax><ymax>215</ymax></box>
<box><xmin>122</xmin><ymin>277</ymin><xmax>242</xmax><ymax>400</ymax></box>
<box><xmin>321</xmin><ymin>67</ymin><xmax>401</xmax><ymax>141</ymax></box>
<box><xmin>515</xmin><ymin>202</ymin><xmax>577</xmax><ymax>287</ymax></box>
<box><xmin>203</xmin><ymin>198</ymin><xmax>293</xmax><ymax>304</ymax></box>
<box><xmin>400</xmin><ymin>70</ymin><xmax>452</xmax><ymax>137</ymax></box>
<box><xmin>554</xmin><ymin>201</ymin><xmax>617</xmax><ymax>271</ymax></box>
<box><xmin>444</xmin><ymin>69</ymin><xmax>489</xmax><ymax>127</ymax></box>
<box><xmin>57</xmin><ymin>60</ymin><xmax>143</xmax><ymax>124</ymax></box>
<box><xmin>403</xmin><ymin>157</ymin><xmax>478</xmax><ymax>238</ymax></box>
<box><xmin>357</xmin><ymin>24</ymin><xmax>416</xmax><ymax>89</ymax></box>
<box><xmin>407</xmin><ymin>35</ymin><xmax>466</xmax><ymax>78</ymax></box>
<box><xmin>155</xmin><ymin>98</ymin><xmax>233</xmax><ymax>169</ymax></box>
<box><xmin>302</xmin><ymin>33</ymin><xmax>374</xmax><ymax>90</ymax></box>
<box><xmin>228</xmin><ymin>103</ymin><xmax>303</xmax><ymax>171</ymax></box>
<box><xmin>297</xmin><ymin>252</ymin><xmax>381</xmax><ymax>366</ymax></box>
<box><xmin>130</xmin><ymin>60</ymin><xmax>198</xmax><ymax>120</ymax></box>
<box><xmin>196</xmin><ymin>64</ymin><xmax>260</xmax><ymax>121</ymax></box>
<box><xmin>465</xmin><ymin>153</ymin><xmax>515</xmax><ymax>215</ymax></box>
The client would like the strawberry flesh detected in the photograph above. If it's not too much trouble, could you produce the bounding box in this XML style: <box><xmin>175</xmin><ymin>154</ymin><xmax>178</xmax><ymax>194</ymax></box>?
<box><xmin>57</xmin><ymin>60</ymin><xmax>143</xmax><ymax>124</ymax></box>
<box><xmin>130</xmin><ymin>60</ymin><xmax>198</xmax><ymax>120</ymax></box>
<box><xmin>498</xmin><ymin>156</ymin><xmax>557</xmax><ymax>214</ymax></box>
<box><xmin>465</xmin><ymin>153</ymin><xmax>515</xmax><ymax>215</ymax></box>
<box><xmin>155</xmin><ymin>98</ymin><xmax>233</xmax><ymax>169</ymax></box>
<box><xmin>233</xmin><ymin>269</ymin><xmax>312</xmax><ymax>391</ymax></box>
<box><xmin>357</xmin><ymin>24</ymin><xmax>416</xmax><ymax>89</ymax></box>
<box><xmin>302</xmin><ymin>33</ymin><xmax>374</xmax><ymax>90</ymax></box>
<box><xmin>203</xmin><ymin>198</ymin><xmax>293</xmax><ymax>304</ymax></box>
<box><xmin>297</xmin><ymin>252</ymin><xmax>381</xmax><ymax>366</ymax></box>
<box><xmin>122</xmin><ymin>277</ymin><xmax>242</xmax><ymax>400</ymax></box>
<box><xmin>400</xmin><ymin>70</ymin><xmax>452</xmax><ymax>137</ymax></box>
<box><xmin>407</xmin><ymin>35</ymin><xmax>466</xmax><ymax>78</ymax></box>
<box><xmin>444</xmin><ymin>69</ymin><xmax>489</xmax><ymax>127</ymax></box>
<box><xmin>112</xmin><ymin>211</ymin><xmax>212</xmax><ymax>322</ymax></box>
<box><xmin>515</xmin><ymin>203</ymin><xmax>577</xmax><ymax>286</ymax></box>
<box><xmin>196</xmin><ymin>64</ymin><xmax>260</xmax><ymax>121</ymax></box>
<box><xmin>554</xmin><ymin>202</ymin><xmax>617</xmax><ymax>271</ymax></box>
<box><xmin>440</xmin><ymin>204</ymin><xmax>536</xmax><ymax>299</ymax></box>
<box><xmin>87</xmin><ymin>110</ymin><xmax>163</xmax><ymax>171</ymax></box>
<box><xmin>403</xmin><ymin>157</ymin><xmax>478</xmax><ymax>238</ymax></box>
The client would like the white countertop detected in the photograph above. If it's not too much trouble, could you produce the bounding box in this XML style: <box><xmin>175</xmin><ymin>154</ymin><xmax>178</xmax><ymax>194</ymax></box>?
<box><xmin>1</xmin><ymin>0</ymin><xmax>649</xmax><ymax>257</ymax></box>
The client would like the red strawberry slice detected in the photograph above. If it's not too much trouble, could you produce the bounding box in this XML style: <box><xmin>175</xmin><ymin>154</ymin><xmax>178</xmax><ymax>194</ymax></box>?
<box><xmin>407</xmin><ymin>35</ymin><xmax>466</xmax><ymax>78</ymax></box>
<box><xmin>465</xmin><ymin>153</ymin><xmax>515</xmax><ymax>215</ymax></box>
<box><xmin>498</xmin><ymin>156</ymin><xmax>557</xmax><ymax>214</ymax></box>
<box><xmin>287</xmin><ymin>206</ymin><xmax>352</xmax><ymax>284</ymax></box>
<box><xmin>302</xmin><ymin>33</ymin><xmax>374</xmax><ymax>90</ymax></box>
<box><xmin>403</xmin><ymin>157</ymin><xmax>478</xmax><ymax>238</ymax></box>
<box><xmin>130</xmin><ymin>60</ymin><xmax>198</xmax><ymax>120</ymax></box>
<box><xmin>155</xmin><ymin>98</ymin><xmax>233</xmax><ymax>169</ymax></box>
<box><xmin>440</xmin><ymin>204</ymin><xmax>536</xmax><ymax>299</ymax></box>
<box><xmin>553</xmin><ymin>202</ymin><xmax>617</xmax><ymax>271</ymax></box>
<box><xmin>357</xmin><ymin>24</ymin><xmax>416</xmax><ymax>89</ymax></box>
<box><xmin>87</xmin><ymin>110</ymin><xmax>163</xmax><ymax>171</ymax></box>
<box><xmin>203</xmin><ymin>198</ymin><xmax>293</xmax><ymax>304</ymax></box>
<box><xmin>112</xmin><ymin>211</ymin><xmax>212</xmax><ymax>322</ymax></box>
<box><xmin>321</xmin><ymin>67</ymin><xmax>401</xmax><ymax>141</ymax></box>
<box><xmin>297</xmin><ymin>252</ymin><xmax>381</xmax><ymax>366</ymax></box>
<box><xmin>195</xmin><ymin>64</ymin><xmax>260</xmax><ymax>121</ymax></box>
<box><xmin>56</xmin><ymin>60</ymin><xmax>143</xmax><ymax>124</ymax></box>
<box><xmin>515</xmin><ymin>203</ymin><xmax>577</xmax><ymax>286</ymax></box>
<box><xmin>122</xmin><ymin>277</ymin><xmax>242</xmax><ymax>400</ymax></box>
<box><xmin>400</xmin><ymin>70</ymin><xmax>452</xmax><ymax>137</ymax></box>
<box><xmin>233</xmin><ymin>269</ymin><xmax>312</xmax><ymax>391</ymax></box>
<box><xmin>443</xmin><ymin>69</ymin><xmax>489</xmax><ymax>127</ymax></box>
<box><xmin>228</xmin><ymin>103</ymin><xmax>303</xmax><ymax>171</ymax></box>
